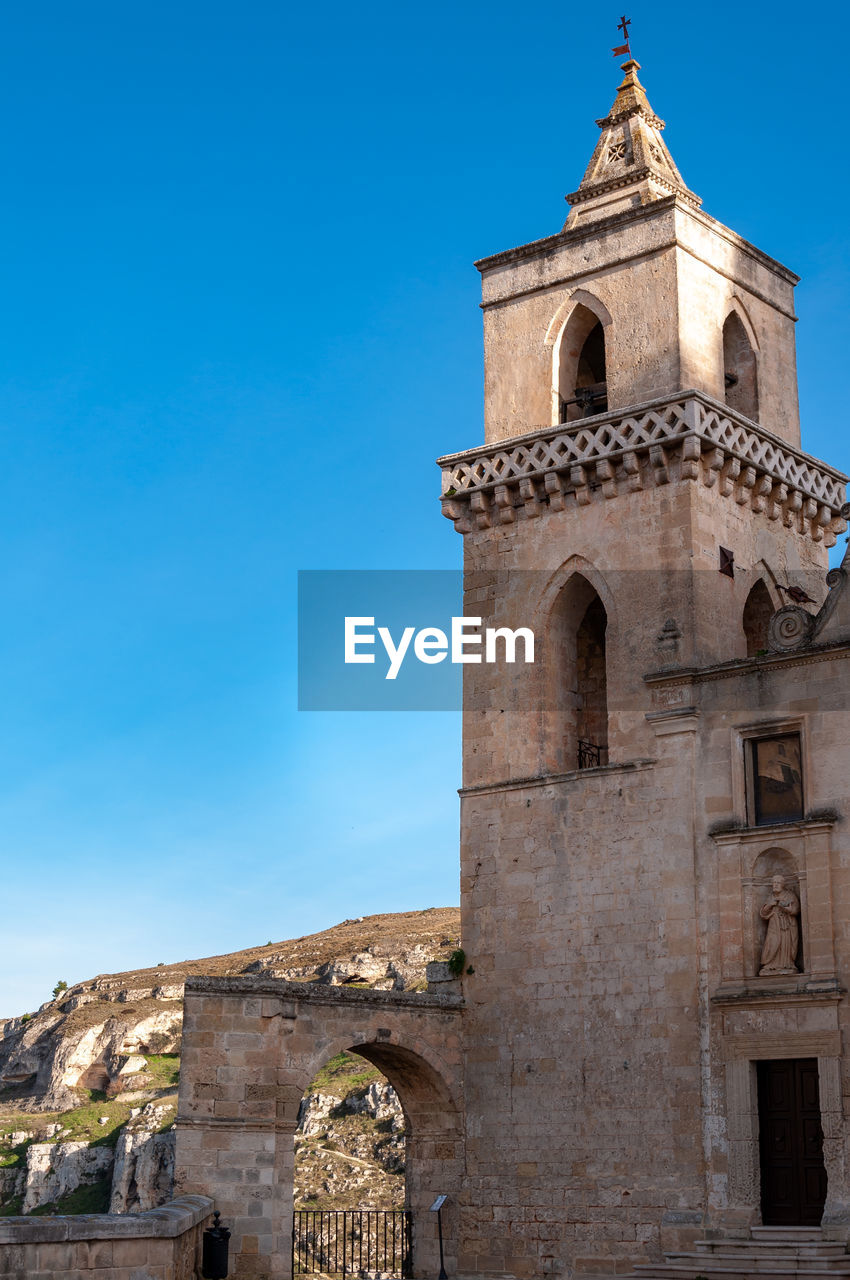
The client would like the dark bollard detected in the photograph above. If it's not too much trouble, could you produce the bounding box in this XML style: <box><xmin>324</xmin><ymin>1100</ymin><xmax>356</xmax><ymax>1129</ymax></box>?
<box><xmin>202</xmin><ymin>1211</ymin><xmax>231</xmax><ymax>1279</ymax></box>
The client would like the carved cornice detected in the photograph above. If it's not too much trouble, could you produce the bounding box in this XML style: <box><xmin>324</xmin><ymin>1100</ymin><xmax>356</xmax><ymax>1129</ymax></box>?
<box><xmin>439</xmin><ymin>391</ymin><xmax>848</xmax><ymax>542</ymax></box>
<box><xmin>473</xmin><ymin>198</ymin><xmax>798</xmax><ymax>287</ymax></box>
<box><xmin>712</xmin><ymin>984</ymin><xmax>844</xmax><ymax>1008</ymax></box>
<box><xmin>184</xmin><ymin>974</ymin><xmax>464</xmax><ymax>1012</ymax></box>
<box><xmin>596</xmin><ymin>106</ymin><xmax>665</xmax><ymax>130</ymax></box>
<box><xmin>721</xmin><ymin>1031</ymin><xmax>842</xmax><ymax>1059</ymax></box>
<box><xmin>565</xmin><ymin>165</ymin><xmax>700</xmax><ymax>210</ymax></box>
<box><xmin>459</xmin><ymin>758</ymin><xmax>656</xmax><ymax>798</ymax></box>
<box><xmin>710</xmin><ymin>819</ymin><xmax>838</xmax><ymax>846</ymax></box>
<box><xmin>177</xmin><ymin>1115</ymin><xmax>298</xmax><ymax>1134</ymax></box>
<box><xmin>644</xmin><ymin>640</ymin><xmax>850</xmax><ymax>689</ymax></box>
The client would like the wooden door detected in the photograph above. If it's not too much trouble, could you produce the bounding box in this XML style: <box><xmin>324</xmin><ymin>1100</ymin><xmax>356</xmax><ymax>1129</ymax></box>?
<box><xmin>757</xmin><ymin>1058</ymin><xmax>827</xmax><ymax>1226</ymax></box>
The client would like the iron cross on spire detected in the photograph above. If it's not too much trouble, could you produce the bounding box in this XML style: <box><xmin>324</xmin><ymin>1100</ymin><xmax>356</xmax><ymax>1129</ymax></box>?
<box><xmin>612</xmin><ymin>15</ymin><xmax>632</xmax><ymax>58</ymax></box>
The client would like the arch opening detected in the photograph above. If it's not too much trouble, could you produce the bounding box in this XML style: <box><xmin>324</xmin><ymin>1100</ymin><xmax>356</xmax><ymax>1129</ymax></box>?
<box><xmin>743</xmin><ymin>580</ymin><xmax>774</xmax><ymax>657</ymax></box>
<box><xmin>723</xmin><ymin>311</ymin><xmax>759</xmax><ymax>421</ymax></box>
<box><xmin>295</xmin><ymin>1051</ymin><xmax>407</xmax><ymax>1210</ymax></box>
<box><xmin>558</xmin><ymin>306</ymin><xmax>608</xmax><ymax>422</ymax></box>
<box><xmin>292</xmin><ymin>1039</ymin><xmax>462</xmax><ymax>1280</ymax></box>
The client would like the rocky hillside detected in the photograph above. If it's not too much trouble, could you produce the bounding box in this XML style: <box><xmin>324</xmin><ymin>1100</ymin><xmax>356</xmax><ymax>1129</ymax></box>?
<box><xmin>296</xmin><ymin>1055</ymin><xmax>406</xmax><ymax>1210</ymax></box>
<box><xmin>0</xmin><ymin>908</ymin><xmax>459</xmax><ymax>1218</ymax></box>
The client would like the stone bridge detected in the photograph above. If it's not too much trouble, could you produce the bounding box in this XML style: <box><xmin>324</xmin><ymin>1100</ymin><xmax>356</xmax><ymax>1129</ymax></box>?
<box><xmin>173</xmin><ymin>976</ymin><xmax>464</xmax><ymax>1280</ymax></box>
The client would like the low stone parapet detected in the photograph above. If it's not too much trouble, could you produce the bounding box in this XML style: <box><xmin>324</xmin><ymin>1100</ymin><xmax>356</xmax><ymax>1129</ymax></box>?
<box><xmin>0</xmin><ymin>1193</ymin><xmax>213</xmax><ymax>1279</ymax></box>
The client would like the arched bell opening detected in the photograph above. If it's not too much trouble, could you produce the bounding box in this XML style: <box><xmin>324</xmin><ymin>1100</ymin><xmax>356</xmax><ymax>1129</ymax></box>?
<box><xmin>558</xmin><ymin>305</ymin><xmax>609</xmax><ymax>422</ymax></box>
<box><xmin>723</xmin><ymin>310</ymin><xmax>759</xmax><ymax>422</ymax></box>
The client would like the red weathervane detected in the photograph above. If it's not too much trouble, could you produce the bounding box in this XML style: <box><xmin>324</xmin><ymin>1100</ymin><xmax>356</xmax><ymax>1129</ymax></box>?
<box><xmin>612</xmin><ymin>14</ymin><xmax>632</xmax><ymax>57</ymax></box>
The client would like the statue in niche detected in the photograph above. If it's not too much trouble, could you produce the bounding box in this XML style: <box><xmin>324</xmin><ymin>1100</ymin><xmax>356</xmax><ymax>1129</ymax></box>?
<box><xmin>759</xmin><ymin>874</ymin><xmax>801</xmax><ymax>975</ymax></box>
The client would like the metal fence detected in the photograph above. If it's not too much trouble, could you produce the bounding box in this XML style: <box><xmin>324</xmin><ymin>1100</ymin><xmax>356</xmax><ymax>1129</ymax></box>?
<box><xmin>292</xmin><ymin>1209</ymin><xmax>413</xmax><ymax>1279</ymax></box>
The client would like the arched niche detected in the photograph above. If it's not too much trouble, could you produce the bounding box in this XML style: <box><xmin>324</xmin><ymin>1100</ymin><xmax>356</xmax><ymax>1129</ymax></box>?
<box><xmin>752</xmin><ymin>846</ymin><xmax>799</xmax><ymax>884</ymax></box>
<box><xmin>555</xmin><ymin>298</ymin><xmax>610</xmax><ymax>423</ymax></box>
<box><xmin>723</xmin><ymin>309</ymin><xmax>759</xmax><ymax>422</ymax></box>
<box><xmin>743</xmin><ymin>847</ymin><xmax>806</xmax><ymax>978</ymax></box>
<box><xmin>743</xmin><ymin>579</ymin><xmax>774</xmax><ymax>657</ymax></box>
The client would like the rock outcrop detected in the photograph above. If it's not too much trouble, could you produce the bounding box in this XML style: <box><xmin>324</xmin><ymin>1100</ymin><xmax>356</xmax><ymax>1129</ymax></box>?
<box><xmin>0</xmin><ymin>1002</ymin><xmax>182</xmax><ymax>1112</ymax></box>
<box><xmin>109</xmin><ymin>1104</ymin><xmax>176</xmax><ymax>1213</ymax></box>
<box><xmin>22</xmin><ymin>1141</ymin><xmax>114</xmax><ymax>1214</ymax></box>
<box><xmin>294</xmin><ymin>1078</ymin><xmax>406</xmax><ymax>1209</ymax></box>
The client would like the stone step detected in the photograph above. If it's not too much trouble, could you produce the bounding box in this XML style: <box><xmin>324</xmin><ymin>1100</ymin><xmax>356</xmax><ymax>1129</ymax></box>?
<box><xmin>692</xmin><ymin>1244</ymin><xmax>849</xmax><ymax>1260</ymax></box>
<box><xmin>632</xmin><ymin>1265</ymin><xmax>850</xmax><ymax>1280</ymax></box>
<box><xmin>631</xmin><ymin>1259</ymin><xmax>850</xmax><ymax>1280</ymax></box>
<box><xmin>690</xmin><ymin>1258</ymin><xmax>850</xmax><ymax>1270</ymax></box>
<box><xmin>752</xmin><ymin>1229</ymin><xmax>826</xmax><ymax>1242</ymax></box>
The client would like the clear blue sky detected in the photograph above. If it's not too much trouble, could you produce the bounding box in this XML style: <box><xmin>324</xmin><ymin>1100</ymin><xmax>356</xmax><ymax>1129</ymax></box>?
<box><xmin>0</xmin><ymin>1</ymin><xmax>847</xmax><ymax>1015</ymax></box>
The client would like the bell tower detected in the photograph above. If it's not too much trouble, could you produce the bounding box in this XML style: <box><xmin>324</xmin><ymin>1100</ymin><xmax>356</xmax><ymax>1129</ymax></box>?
<box><xmin>440</xmin><ymin>55</ymin><xmax>845</xmax><ymax>786</ymax></box>
<box><xmin>475</xmin><ymin>57</ymin><xmax>803</xmax><ymax>449</ymax></box>
<box><xmin>439</xmin><ymin>52</ymin><xmax>849</xmax><ymax>1280</ymax></box>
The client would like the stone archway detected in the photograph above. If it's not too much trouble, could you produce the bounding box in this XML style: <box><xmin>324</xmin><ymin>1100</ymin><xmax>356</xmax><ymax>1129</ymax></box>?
<box><xmin>173</xmin><ymin>977</ymin><xmax>463</xmax><ymax>1280</ymax></box>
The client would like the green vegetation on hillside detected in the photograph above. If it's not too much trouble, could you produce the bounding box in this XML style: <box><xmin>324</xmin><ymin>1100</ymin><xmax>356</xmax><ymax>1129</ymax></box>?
<box><xmin>31</xmin><ymin>1177</ymin><xmax>111</xmax><ymax>1216</ymax></box>
<box><xmin>306</xmin><ymin>1052</ymin><xmax>383</xmax><ymax>1099</ymax></box>
<box><xmin>143</xmin><ymin>1055</ymin><xmax>180</xmax><ymax>1090</ymax></box>
<box><xmin>0</xmin><ymin>1089</ymin><xmax>179</xmax><ymax>1168</ymax></box>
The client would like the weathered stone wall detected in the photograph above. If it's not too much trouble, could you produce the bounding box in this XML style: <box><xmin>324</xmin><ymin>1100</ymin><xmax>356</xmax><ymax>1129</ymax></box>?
<box><xmin>456</xmin><ymin>612</ymin><xmax>850</xmax><ymax>1275</ymax></box>
<box><xmin>459</xmin><ymin>754</ymin><xmax>704</xmax><ymax>1276</ymax></box>
<box><xmin>673</xmin><ymin>205</ymin><xmax>800</xmax><ymax>443</ymax></box>
<box><xmin>0</xmin><ymin>1194</ymin><xmax>211</xmax><ymax>1280</ymax></box>
<box><xmin>480</xmin><ymin>213</ymin><xmax>683</xmax><ymax>440</ymax></box>
<box><xmin>174</xmin><ymin>979</ymin><xmax>463</xmax><ymax>1279</ymax></box>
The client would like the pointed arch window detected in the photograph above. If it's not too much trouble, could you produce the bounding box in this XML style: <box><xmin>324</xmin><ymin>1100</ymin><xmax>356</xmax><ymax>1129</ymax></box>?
<box><xmin>558</xmin><ymin>306</ymin><xmax>608</xmax><ymax>422</ymax></box>
<box><xmin>576</xmin><ymin>595</ymin><xmax>609</xmax><ymax>767</ymax></box>
<box><xmin>743</xmin><ymin>580</ymin><xmax>774</xmax><ymax>657</ymax></box>
<box><xmin>549</xmin><ymin>573</ymin><xmax>609</xmax><ymax>770</ymax></box>
<box><xmin>723</xmin><ymin>311</ymin><xmax>759</xmax><ymax>422</ymax></box>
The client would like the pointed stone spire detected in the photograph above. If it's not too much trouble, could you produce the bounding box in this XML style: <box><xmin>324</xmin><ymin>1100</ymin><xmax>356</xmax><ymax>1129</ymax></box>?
<box><xmin>565</xmin><ymin>60</ymin><xmax>700</xmax><ymax>229</ymax></box>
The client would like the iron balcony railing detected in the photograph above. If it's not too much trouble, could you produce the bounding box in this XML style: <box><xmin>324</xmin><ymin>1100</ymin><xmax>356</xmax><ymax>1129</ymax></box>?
<box><xmin>292</xmin><ymin>1209</ymin><xmax>413</xmax><ymax>1279</ymax></box>
<box><xmin>578</xmin><ymin>739</ymin><xmax>608</xmax><ymax>770</ymax></box>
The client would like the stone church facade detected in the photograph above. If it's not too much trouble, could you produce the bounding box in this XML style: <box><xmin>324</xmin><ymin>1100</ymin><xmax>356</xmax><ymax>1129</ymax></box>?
<box><xmin>173</xmin><ymin>60</ymin><xmax>850</xmax><ymax>1279</ymax></box>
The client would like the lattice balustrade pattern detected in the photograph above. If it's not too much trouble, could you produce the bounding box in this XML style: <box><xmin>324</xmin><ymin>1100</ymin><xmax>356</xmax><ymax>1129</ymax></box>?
<box><xmin>438</xmin><ymin>392</ymin><xmax>847</xmax><ymax>540</ymax></box>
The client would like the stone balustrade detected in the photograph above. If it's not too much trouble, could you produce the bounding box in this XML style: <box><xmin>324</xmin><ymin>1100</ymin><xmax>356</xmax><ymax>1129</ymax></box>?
<box><xmin>439</xmin><ymin>391</ymin><xmax>848</xmax><ymax>543</ymax></box>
